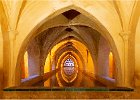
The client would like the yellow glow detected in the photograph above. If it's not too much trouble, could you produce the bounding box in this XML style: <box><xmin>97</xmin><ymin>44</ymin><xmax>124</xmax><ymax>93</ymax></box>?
<box><xmin>44</xmin><ymin>53</ymin><xmax>51</xmax><ymax>86</ymax></box>
<box><xmin>44</xmin><ymin>53</ymin><xmax>51</xmax><ymax>73</ymax></box>
<box><xmin>56</xmin><ymin>72</ymin><xmax>63</xmax><ymax>87</ymax></box>
<box><xmin>56</xmin><ymin>50</ymin><xmax>82</xmax><ymax>86</ymax></box>
<box><xmin>109</xmin><ymin>52</ymin><xmax>114</xmax><ymax>78</ymax></box>
<box><xmin>24</xmin><ymin>51</ymin><xmax>29</xmax><ymax>78</ymax></box>
<box><xmin>86</xmin><ymin>51</ymin><xmax>95</xmax><ymax>74</ymax></box>
<box><xmin>60</xmin><ymin>55</ymin><xmax>78</xmax><ymax>83</ymax></box>
<box><xmin>43</xmin><ymin>38</ymin><xmax>95</xmax><ymax>86</ymax></box>
<box><xmin>0</xmin><ymin>24</ymin><xmax>2</xmax><ymax>33</ymax></box>
<box><xmin>44</xmin><ymin>78</ymin><xmax>50</xmax><ymax>87</ymax></box>
<box><xmin>44</xmin><ymin>41</ymin><xmax>68</xmax><ymax>73</ymax></box>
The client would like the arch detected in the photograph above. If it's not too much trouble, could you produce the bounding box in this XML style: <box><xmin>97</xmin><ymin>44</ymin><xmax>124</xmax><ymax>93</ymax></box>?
<box><xmin>16</xmin><ymin>5</ymin><xmax>121</xmax><ymax>86</ymax></box>
<box><xmin>56</xmin><ymin>50</ymin><xmax>83</xmax><ymax>87</ymax></box>
<box><xmin>41</xmin><ymin>29</ymin><xmax>96</xmax><ymax>73</ymax></box>
<box><xmin>43</xmin><ymin>39</ymin><xmax>86</xmax><ymax>86</ymax></box>
<box><xmin>43</xmin><ymin>35</ymin><xmax>87</xmax><ymax>74</ymax></box>
<box><xmin>53</xmin><ymin>43</ymin><xmax>86</xmax><ymax>71</ymax></box>
<box><xmin>60</xmin><ymin>54</ymin><xmax>78</xmax><ymax>83</ymax></box>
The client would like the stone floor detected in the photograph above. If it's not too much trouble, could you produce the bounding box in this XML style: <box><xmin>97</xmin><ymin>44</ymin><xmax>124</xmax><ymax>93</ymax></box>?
<box><xmin>2</xmin><ymin>91</ymin><xmax>140</xmax><ymax>99</ymax></box>
<box><xmin>42</xmin><ymin>71</ymin><xmax>106</xmax><ymax>88</ymax></box>
<box><xmin>1</xmin><ymin>87</ymin><xmax>135</xmax><ymax>99</ymax></box>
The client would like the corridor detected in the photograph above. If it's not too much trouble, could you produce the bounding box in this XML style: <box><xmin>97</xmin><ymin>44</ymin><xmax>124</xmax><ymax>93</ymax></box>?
<box><xmin>1</xmin><ymin>0</ymin><xmax>139</xmax><ymax>99</ymax></box>
<box><xmin>40</xmin><ymin>70</ymin><xmax>105</xmax><ymax>87</ymax></box>
<box><xmin>20</xmin><ymin>10</ymin><xmax>116</xmax><ymax>88</ymax></box>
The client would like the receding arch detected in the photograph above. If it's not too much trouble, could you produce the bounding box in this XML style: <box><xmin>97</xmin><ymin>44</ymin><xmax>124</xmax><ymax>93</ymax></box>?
<box><xmin>54</xmin><ymin>43</ymin><xmax>85</xmax><ymax>70</ymax></box>
<box><xmin>40</xmin><ymin>27</ymin><xmax>97</xmax><ymax>73</ymax></box>
<box><xmin>16</xmin><ymin>5</ymin><xmax>121</xmax><ymax>87</ymax></box>
<box><xmin>56</xmin><ymin>50</ymin><xmax>83</xmax><ymax>87</ymax></box>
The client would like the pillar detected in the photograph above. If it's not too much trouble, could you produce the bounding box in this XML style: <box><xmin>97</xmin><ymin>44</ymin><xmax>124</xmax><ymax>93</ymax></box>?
<box><xmin>120</xmin><ymin>31</ymin><xmax>133</xmax><ymax>87</ymax></box>
<box><xmin>8</xmin><ymin>29</ymin><xmax>19</xmax><ymax>87</ymax></box>
<box><xmin>0</xmin><ymin>24</ymin><xmax>3</xmax><ymax>89</ymax></box>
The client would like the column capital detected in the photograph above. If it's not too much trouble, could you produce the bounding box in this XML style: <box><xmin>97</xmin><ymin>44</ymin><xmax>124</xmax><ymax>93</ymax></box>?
<box><xmin>8</xmin><ymin>29</ymin><xmax>18</xmax><ymax>41</ymax></box>
<box><xmin>119</xmin><ymin>31</ymin><xmax>131</xmax><ymax>41</ymax></box>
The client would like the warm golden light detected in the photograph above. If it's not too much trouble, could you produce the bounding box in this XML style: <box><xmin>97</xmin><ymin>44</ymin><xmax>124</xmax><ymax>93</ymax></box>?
<box><xmin>109</xmin><ymin>52</ymin><xmax>114</xmax><ymax>78</ymax></box>
<box><xmin>24</xmin><ymin>51</ymin><xmax>29</xmax><ymax>78</ymax></box>
<box><xmin>86</xmin><ymin>51</ymin><xmax>95</xmax><ymax>74</ymax></box>
<box><xmin>44</xmin><ymin>52</ymin><xmax>51</xmax><ymax>73</ymax></box>
<box><xmin>44</xmin><ymin>78</ymin><xmax>50</xmax><ymax>87</ymax></box>
<box><xmin>44</xmin><ymin>53</ymin><xmax>51</xmax><ymax>87</ymax></box>
<box><xmin>61</xmin><ymin>55</ymin><xmax>78</xmax><ymax>83</ymax></box>
<box><xmin>43</xmin><ymin>38</ymin><xmax>95</xmax><ymax>86</ymax></box>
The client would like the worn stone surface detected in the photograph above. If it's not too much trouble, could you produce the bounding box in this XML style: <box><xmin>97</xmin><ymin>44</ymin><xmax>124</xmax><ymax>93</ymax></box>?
<box><xmin>2</xmin><ymin>91</ymin><xmax>140</xmax><ymax>99</ymax></box>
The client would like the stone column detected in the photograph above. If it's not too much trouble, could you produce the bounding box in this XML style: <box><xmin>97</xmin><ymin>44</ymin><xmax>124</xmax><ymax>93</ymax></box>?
<box><xmin>120</xmin><ymin>31</ymin><xmax>132</xmax><ymax>87</ymax></box>
<box><xmin>8</xmin><ymin>29</ymin><xmax>19</xmax><ymax>87</ymax></box>
<box><xmin>0</xmin><ymin>25</ymin><xmax>3</xmax><ymax>89</ymax></box>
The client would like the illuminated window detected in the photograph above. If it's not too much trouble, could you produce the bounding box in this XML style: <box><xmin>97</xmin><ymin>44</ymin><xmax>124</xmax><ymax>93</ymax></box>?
<box><xmin>21</xmin><ymin>51</ymin><xmax>29</xmax><ymax>79</ymax></box>
<box><xmin>109</xmin><ymin>52</ymin><xmax>115</xmax><ymax>79</ymax></box>
<box><xmin>63</xmin><ymin>58</ymin><xmax>75</xmax><ymax>75</ymax></box>
<box><xmin>24</xmin><ymin>51</ymin><xmax>29</xmax><ymax>78</ymax></box>
<box><xmin>64</xmin><ymin>58</ymin><xmax>74</xmax><ymax>67</ymax></box>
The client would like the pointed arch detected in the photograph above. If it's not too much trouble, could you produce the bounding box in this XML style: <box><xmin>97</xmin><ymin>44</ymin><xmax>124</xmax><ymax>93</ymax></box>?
<box><xmin>16</xmin><ymin>4</ymin><xmax>122</xmax><ymax>86</ymax></box>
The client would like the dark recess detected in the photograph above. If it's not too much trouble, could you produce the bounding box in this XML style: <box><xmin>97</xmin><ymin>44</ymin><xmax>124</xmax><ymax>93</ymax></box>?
<box><xmin>62</xmin><ymin>9</ymin><xmax>80</xmax><ymax>20</ymax></box>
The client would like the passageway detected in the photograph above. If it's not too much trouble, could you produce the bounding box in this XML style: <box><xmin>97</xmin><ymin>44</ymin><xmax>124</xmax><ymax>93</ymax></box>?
<box><xmin>19</xmin><ymin>9</ymin><xmax>116</xmax><ymax>88</ymax></box>
<box><xmin>1</xmin><ymin>0</ymin><xmax>140</xmax><ymax>99</ymax></box>
<box><xmin>43</xmin><ymin>70</ymin><xmax>106</xmax><ymax>87</ymax></box>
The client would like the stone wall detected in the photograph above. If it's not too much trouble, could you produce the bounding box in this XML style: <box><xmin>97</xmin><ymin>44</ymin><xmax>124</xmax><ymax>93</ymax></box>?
<box><xmin>27</xmin><ymin>39</ymin><xmax>41</xmax><ymax>76</ymax></box>
<box><xmin>97</xmin><ymin>36</ymin><xmax>110</xmax><ymax>76</ymax></box>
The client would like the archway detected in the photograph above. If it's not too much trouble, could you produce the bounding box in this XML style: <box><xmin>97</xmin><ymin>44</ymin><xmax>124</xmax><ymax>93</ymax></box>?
<box><xmin>16</xmin><ymin>5</ymin><xmax>121</xmax><ymax>87</ymax></box>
